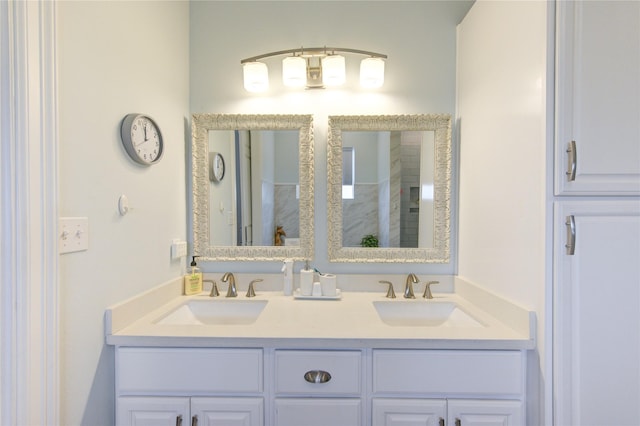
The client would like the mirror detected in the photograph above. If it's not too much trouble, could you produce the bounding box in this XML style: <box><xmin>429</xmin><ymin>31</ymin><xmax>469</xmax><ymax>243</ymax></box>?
<box><xmin>327</xmin><ymin>114</ymin><xmax>451</xmax><ymax>263</ymax></box>
<box><xmin>192</xmin><ymin>114</ymin><xmax>314</xmax><ymax>261</ymax></box>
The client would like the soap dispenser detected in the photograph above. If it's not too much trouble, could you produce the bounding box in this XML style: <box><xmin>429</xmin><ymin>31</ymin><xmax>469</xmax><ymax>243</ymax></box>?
<box><xmin>184</xmin><ymin>256</ymin><xmax>203</xmax><ymax>295</ymax></box>
<box><xmin>299</xmin><ymin>260</ymin><xmax>314</xmax><ymax>296</ymax></box>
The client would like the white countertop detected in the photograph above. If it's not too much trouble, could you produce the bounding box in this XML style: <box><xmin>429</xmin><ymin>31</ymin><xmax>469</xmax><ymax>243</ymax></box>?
<box><xmin>105</xmin><ymin>276</ymin><xmax>535</xmax><ymax>350</ymax></box>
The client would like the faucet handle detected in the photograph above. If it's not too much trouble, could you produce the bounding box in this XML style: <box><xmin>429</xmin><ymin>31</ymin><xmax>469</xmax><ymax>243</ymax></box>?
<box><xmin>422</xmin><ymin>280</ymin><xmax>439</xmax><ymax>299</ymax></box>
<box><xmin>379</xmin><ymin>280</ymin><xmax>396</xmax><ymax>299</ymax></box>
<box><xmin>246</xmin><ymin>279</ymin><xmax>263</xmax><ymax>298</ymax></box>
<box><xmin>205</xmin><ymin>280</ymin><xmax>219</xmax><ymax>297</ymax></box>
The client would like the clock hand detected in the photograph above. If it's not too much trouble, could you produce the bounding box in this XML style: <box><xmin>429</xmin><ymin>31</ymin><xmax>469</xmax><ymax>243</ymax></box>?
<box><xmin>143</xmin><ymin>123</ymin><xmax>149</xmax><ymax>141</ymax></box>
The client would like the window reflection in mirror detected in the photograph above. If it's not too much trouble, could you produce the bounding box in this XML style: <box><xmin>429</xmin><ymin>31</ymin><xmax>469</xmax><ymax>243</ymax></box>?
<box><xmin>340</xmin><ymin>130</ymin><xmax>435</xmax><ymax>249</ymax></box>
<box><xmin>327</xmin><ymin>114</ymin><xmax>451</xmax><ymax>263</ymax></box>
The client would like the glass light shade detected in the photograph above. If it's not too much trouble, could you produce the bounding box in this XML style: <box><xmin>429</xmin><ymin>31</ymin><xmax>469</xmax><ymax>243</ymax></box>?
<box><xmin>243</xmin><ymin>62</ymin><xmax>269</xmax><ymax>93</ymax></box>
<box><xmin>282</xmin><ymin>56</ymin><xmax>307</xmax><ymax>88</ymax></box>
<box><xmin>322</xmin><ymin>54</ymin><xmax>346</xmax><ymax>86</ymax></box>
<box><xmin>360</xmin><ymin>57</ymin><xmax>385</xmax><ymax>88</ymax></box>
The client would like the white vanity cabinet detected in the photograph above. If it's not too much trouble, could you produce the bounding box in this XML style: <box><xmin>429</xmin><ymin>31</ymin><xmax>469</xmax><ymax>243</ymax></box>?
<box><xmin>371</xmin><ymin>350</ymin><xmax>526</xmax><ymax>426</ymax></box>
<box><xmin>553</xmin><ymin>0</ymin><xmax>640</xmax><ymax>424</ymax></box>
<box><xmin>555</xmin><ymin>0</ymin><xmax>640</xmax><ymax>195</ymax></box>
<box><xmin>273</xmin><ymin>350</ymin><xmax>362</xmax><ymax>426</ymax></box>
<box><xmin>553</xmin><ymin>201</ymin><xmax>640</xmax><ymax>426</ymax></box>
<box><xmin>115</xmin><ymin>347</ymin><xmax>264</xmax><ymax>426</ymax></box>
<box><xmin>114</xmin><ymin>346</ymin><xmax>528</xmax><ymax>426</ymax></box>
<box><xmin>117</xmin><ymin>396</ymin><xmax>263</xmax><ymax>426</ymax></box>
<box><xmin>372</xmin><ymin>399</ymin><xmax>523</xmax><ymax>426</ymax></box>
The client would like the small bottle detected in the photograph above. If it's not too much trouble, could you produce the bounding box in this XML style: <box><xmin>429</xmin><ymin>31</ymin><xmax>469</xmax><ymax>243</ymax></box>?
<box><xmin>282</xmin><ymin>258</ymin><xmax>293</xmax><ymax>296</ymax></box>
<box><xmin>184</xmin><ymin>256</ymin><xmax>203</xmax><ymax>295</ymax></box>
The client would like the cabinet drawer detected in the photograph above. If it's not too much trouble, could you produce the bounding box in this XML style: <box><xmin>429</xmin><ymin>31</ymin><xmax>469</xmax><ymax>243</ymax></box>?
<box><xmin>275</xmin><ymin>398</ymin><xmax>361</xmax><ymax>426</ymax></box>
<box><xmin>117</xmin><ymin>347</ymin><xmax>263</xmax><ymax>394</ymax></box>
<box><xmin>274</xmin><ymin>350</ymin><xmax>361</xmax><ymax>395</ymax></box>
<box><xmin>373</xmin><ymin>350</ymin><xmax>523</xmax><ymax>396</ymax></box>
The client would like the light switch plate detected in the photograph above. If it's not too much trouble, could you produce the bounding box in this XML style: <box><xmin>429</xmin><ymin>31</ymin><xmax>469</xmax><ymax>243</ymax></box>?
<box><xmin>59</xmin><ymin>217</ymin><xmax>89</xmax><ymax>254</ymax></box>
<box><xmin>171</xmin><ymin>239</ymin><xmax>187</xmax><ymax>259</ymax></box>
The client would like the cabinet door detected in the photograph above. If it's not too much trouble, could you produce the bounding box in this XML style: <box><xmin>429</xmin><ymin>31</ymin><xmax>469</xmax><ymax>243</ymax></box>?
<box><xmin>274</xmin><ymin>398</ymin><xmax>361</xmax><ymax>426</ymax></box>
<box><xmin>555</xmin><ymin>0</ymin><xmax>640</xmax><ymax>195</ymax></box>
<box><xmin>117</xmin><ymin>396</ymin><xmax>190</xmax><ymax>426</ymax></box>
<box><xmin>372</xmin><ymin>398</ymin><xmax>446</xmax><ymax>426</ymax></box>
<box><xmin>554</xmin><ymin>201</ymin><xmax>640</xmax><ymax>425</ymax></box>
<box><xmin>447</xmin><ymin>399</ymin><xmax>523</xmax><ymax>426</ymax></box>
<box><xmin>191</xmin><ymin>397</ymin><xmax>263</xmax><ymax>426</ymax></box>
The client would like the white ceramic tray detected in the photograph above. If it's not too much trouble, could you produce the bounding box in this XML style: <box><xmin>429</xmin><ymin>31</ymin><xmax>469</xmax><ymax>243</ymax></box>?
<box><xmin>293</xmin><ymin>288</ymin><xmax>342</xmax><ymax>300</ymax></box>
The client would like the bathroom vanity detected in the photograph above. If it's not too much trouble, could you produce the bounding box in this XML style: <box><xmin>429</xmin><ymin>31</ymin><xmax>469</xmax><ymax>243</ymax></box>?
<box><xmin>106</xmin><ymin>276</ymin><xmax>534</xmax><ymax>425</ymax></box>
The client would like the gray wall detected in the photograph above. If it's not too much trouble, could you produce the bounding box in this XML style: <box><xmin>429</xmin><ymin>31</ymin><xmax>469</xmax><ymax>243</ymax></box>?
<box><xmin>58</xmin><ymin>2</ymin><xmax>189</xmax><ymax>424</ymax></box>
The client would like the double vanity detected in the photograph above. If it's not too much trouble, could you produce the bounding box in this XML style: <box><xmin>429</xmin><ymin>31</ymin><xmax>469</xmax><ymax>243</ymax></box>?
<box><xmin>107</xmin><ymin>112</ymin><xmax>533</xmax><ymax>425</ymax></box>
<box><xmin>107</xmin><ymin>275</ymin><xmax>534</xmax><ymax>425</ymax></box>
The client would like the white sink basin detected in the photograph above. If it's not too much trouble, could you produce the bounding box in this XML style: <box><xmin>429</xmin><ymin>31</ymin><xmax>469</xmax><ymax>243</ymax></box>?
<box><xmin>373</xmin><ymin>300</ymin><xmax>484</xmax><ymax>327</ymax></box>
<box><xmin>155</xmin><ymin>299</ymin><xmax>267</xmax><ymax>325</ymax></box>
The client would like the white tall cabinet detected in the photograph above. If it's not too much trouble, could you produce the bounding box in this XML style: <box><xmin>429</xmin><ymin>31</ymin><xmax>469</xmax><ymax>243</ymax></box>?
<box><xmin>554</xmin><ymin>1</ymin><xmax>640</xmax><ymax>425</ymax></box>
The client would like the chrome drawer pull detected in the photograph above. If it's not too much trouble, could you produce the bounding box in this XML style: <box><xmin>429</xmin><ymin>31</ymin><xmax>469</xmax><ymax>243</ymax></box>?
<box><xmin>191</xmin><ymin>415</ymin><xmax>198</xmax><ymax>426</ymax></box>
<box><xmin>565</xmin><ymin>215</ymin><xmax>576</xmax><ymax>255</ymax></box>
<box><xmin>304</xmin><ymin>370</ymin><xmax>332</xmax><ymax>383</ymax></box>
<box><xmin>566</xmin><ymin>140</ymin><xmax>577</xmax><ymax>181</ymax></box>
<box><xmin>176</xmin><ymin>415</ymin><xmax>182</xmax><ymax>426</ymax></box>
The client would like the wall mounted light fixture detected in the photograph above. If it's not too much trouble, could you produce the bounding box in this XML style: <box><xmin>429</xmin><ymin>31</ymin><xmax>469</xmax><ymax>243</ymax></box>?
<box><xmin>241</xmin><ymin>47</ymin><xmax>387</xmax><ymax>93</ymax></box>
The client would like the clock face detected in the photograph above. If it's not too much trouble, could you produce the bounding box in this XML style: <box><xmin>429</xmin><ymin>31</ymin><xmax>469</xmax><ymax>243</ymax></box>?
<box><xmin>211</xmin><ymin>152</ymin><xmax>225</xmax><ymax>181</ymax></box>
<box><xmin>120</xmin><ymin>114</ymin><xmax>164</xmax><ymax>165</ymax></box>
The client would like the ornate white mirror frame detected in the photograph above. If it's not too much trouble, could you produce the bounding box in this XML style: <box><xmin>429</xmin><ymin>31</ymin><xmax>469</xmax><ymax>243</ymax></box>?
<box><xmin>192</xmin><ymin>114</ymin><xmax>314</xmax><ymax>261</ymax></box>
<box><xmin>327</xmin><ymin>114</ymin><xmax>452</xmax><ymax>263</ymax></box>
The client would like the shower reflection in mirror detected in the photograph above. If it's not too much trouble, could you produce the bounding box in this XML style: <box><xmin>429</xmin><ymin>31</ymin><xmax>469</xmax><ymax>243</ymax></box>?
<box><xmin>208</xmin><ymin>129</ymin><xmax>300</xmax><ymax>247</ymax></box>
<box><xmin>341</xmin><ymin>130</ymin><xmax>435</xmax><ymax>248</ymax></box>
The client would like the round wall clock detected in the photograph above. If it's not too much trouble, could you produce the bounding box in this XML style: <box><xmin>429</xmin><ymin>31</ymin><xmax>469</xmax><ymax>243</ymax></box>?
<box><xmin>210</xmin><ymin>152</ymin><xmax>225</xmax><ymax>182</ymax></box>
<box><xmin>120</xmin><ymin>113</ymin><xmax>164</xmax><ymax>165</ymax></box>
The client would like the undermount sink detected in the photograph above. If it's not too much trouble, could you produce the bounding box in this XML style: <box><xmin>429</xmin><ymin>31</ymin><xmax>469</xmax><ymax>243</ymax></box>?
<box><xmin>373</xmin><ymin>300</ymin><xmax>484</xmax><ymax>327</ymax></box>
<box><xmin>155</xmin><ymin>299</ymin><xmax>268</xmax><ymax>326</ymax></box>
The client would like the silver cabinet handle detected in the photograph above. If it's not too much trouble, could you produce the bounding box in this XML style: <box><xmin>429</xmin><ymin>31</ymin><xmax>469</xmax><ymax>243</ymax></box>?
<box><xmin>566</xmin><ymin>140</ymin><xmax>577</xmax><ymax>181</ymax></box>
<box><xmin>304</xmin><ymin>370</ymin><xmax>332</xmax><ymax>383</ymax></box>
<box><xmin>455</xmin><ymin>418</ymin><xmax>462</xmax><ymax>426</ymax></box>
<box><xmin>565</xmin><ymin>215</ymin><xmax>576</xmax><ymax>255</ymax></box>
<box><xmin>439</xmin><ymin>418</ymin><xmax>445</xmax><ymax>426</ymax></box>
<box><xmin>191</xmin><ymin>415</ymin><xmax>198</xmax><ymax>426</ymax></box>
<box><xmin>176</xmin><ymin>415</ymin><xmax>182</xmax><ymax>426</ymax></box>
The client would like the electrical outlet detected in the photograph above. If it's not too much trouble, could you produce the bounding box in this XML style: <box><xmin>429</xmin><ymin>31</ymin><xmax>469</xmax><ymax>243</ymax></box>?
<box><xmin>59</xmin><ymin>217</ymin><xmax>89</xmax><ymax>254</ymax></box>
<box><xmin>171</xmin><ymin>239</ymin><xmax>188</xmax><ymax>259</ymax></box>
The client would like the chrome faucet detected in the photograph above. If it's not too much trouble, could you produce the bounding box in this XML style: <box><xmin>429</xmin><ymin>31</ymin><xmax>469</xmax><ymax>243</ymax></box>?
<box><xmin>379</xmin><ymin>280</ymin><xmax>396</xmax><ymax>298</ymax></box>
<box><xmin>221</xmin><ymin>272</ymin><xmax>237</xmax><ymax>297</ymax></box>
<box><xmin>404</xmin><ymin>273</ymin><xmax>419</xmax><ymax>299</ymax></box>
<box><xmin>203</xmin><ymin>279</ymin><xmax>219</xmax><ymax>297</ymax></box>
<box><xmin>246</xmin><ymin>279</ymin><xmax>263</xmax><ymax>298</ymax></box>
<box><xmin>422</xmin><ymin>280</ymin><xmax>439</xmax><ymax>299</ymax></box>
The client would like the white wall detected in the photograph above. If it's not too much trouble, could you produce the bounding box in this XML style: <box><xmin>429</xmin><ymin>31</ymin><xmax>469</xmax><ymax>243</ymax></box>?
<box><xmin>190</xmin><ymin>0</ymin><xmax>473</xmax><ymax>275</ymax></box>
<box><xmin>456</xmin><ymin>1</ymin><xmax>549</xmax><ymax>423</ymax></box>
<box><xmin>57</xmin><ymin>1</ymin><xmax>189</xmax><ymax>424</ymax></box>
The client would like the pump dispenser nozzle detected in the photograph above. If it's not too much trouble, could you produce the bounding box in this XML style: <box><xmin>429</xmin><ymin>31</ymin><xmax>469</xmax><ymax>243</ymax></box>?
<box><xmin>190</xmin><ymin>256</ymin><xmax>199</xmax><ymax>273</ymax></box>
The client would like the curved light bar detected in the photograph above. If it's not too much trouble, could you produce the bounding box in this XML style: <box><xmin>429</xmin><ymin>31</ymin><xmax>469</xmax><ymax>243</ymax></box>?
<box><xmin>241</xmin><ymin>47</ymin><xmax>387</xmax><ymax>91</ymax></box>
